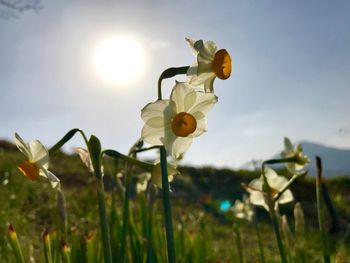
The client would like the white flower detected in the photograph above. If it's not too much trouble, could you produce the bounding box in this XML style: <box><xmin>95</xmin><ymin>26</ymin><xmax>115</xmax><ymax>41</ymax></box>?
<box><xmin>150</xmin><ymin>162</ymin><xmax>178</xmax><ymax>189</ymax></box>
<box><xmin>141</xmin><ymin>81</ymin><xmax>217</xmax><ymax>159</ymax></box>
<box><xmin>247</xmin><ymin>167</ymin><xmax>293</xmax><ymax>211</ymax></box>
<box><xmin>186</xmin><ymin>38</ymin><xmax>232</xmax><ymax>93</ymax></box>
<box><xmin>136</xmin><ymin>162</ymin><xmax>179</xmax><ymax>192</ymax></box>
<box><xmin>14</xmin><ymin>133</ymin><xmax>60</xmax><ymax>189</ymax></box>
<box><xmin>136</xmin><ymin>172</ymin><xmax>151</xmax><ymax>193</ymax></box>
<box><xmin>281</xmin><ymin>137</ymin><xmax>310</xmax><ymax>174</ymax></box>
<box><xmin>231</xmin><ymin>195</ymin><xmax>254</xmax><ymax>221</ymax></box>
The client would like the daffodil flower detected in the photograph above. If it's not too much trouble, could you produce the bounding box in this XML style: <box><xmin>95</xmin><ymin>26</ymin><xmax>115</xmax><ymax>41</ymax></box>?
<box><xmin>141</xmin><ymin>81</ymin><xmax>217</xmax><ymax>159</ymax></box>
<box><xmin>231</xmin><ymin>195</ymin><xmax>254</xmax><ymax>221</ymax></box>
<box><xmin>281</xmin><ymin>137</ymin><xmax>310</xmax><ymax>174</ymax></box>
<box><xmin>186</xmin><ymin>38</ymin><xmax>232</xmax><ymax>93</ymax></box>
<box><xmin>15</xmin><ymin>133</ymin><xmax>60</xmax><ymax>189</ymax></box>
<box><xmin>247</xmin><ymin>167</ymin><xmax>293</xmax><ymax>211</ymax></box>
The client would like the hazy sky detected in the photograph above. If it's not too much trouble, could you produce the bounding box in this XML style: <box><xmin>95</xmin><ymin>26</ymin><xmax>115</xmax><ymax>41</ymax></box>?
<box><xmin>1</xmin><ymin>0</ymin><xmax>349</xmax><ymax>168</ymax></box>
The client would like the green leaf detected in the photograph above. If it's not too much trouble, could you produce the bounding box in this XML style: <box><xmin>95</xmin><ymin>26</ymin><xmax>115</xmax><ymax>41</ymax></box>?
<box><xmin>88</xmin><ymin>135</ymin><xmax>102</xmax><ymax>177</ymax></box>
<box><xmin>49</xmin><ymin>129</ymin><xmax>83</xmax><ymax>155</ymax></box>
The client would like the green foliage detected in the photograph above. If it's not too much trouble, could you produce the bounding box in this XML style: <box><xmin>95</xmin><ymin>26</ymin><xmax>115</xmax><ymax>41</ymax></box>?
<box><xmin>0</xmin><ymin>142</ymin><xmax>349</xmax><ymax>262</ymax></box>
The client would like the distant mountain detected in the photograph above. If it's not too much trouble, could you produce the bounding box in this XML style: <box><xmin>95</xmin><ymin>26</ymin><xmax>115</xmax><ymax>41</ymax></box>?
<box><xmin>299</xmin><ymin>141</ymin><xmax>350</xmax><ymax>176</ymax></box>
<box><xmin>240</xmin><ymin>141</ymin><xmax>350</xmax><ymax>177</ymax></box>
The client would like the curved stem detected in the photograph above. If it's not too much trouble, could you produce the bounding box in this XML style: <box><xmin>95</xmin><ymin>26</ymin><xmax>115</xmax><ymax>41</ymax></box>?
<box><xmin>157</xmin><ymin>66</ymin><xmax>190</xmax><ymax>100</ymax></box>
<box><xmin>102</xmin><ymin>149</ymin><xmax>154</xmax><ymax>171</ymax></box>
<box><xmin>49</xmin><ymin>128</ymin><xmax>89</xmax><ymax>155</ymax></box>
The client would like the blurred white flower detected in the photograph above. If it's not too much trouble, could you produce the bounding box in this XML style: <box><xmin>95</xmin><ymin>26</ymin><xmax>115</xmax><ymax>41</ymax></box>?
<box><xmin>15</xmin><ymin>133</ymin><xmax>60</xmax><ymax>189</ymax></box>
<box><xmin>74</xmin><ymin>147</ymin><xmax>104</xmax><ymax>175</ymax></box>
<box><xmin>281</xmin><ymin>137</ymin><xmax>310</xmax><ymax>174</ymax></box>
<box><xmin>231</xmin><ymin>195</ymin><xmax>254</xmax><ymax>221</ymax></box>
<box><xmin>136</xmin><ymin>172</ymin><xmax>151</xmax><ymax>194</ymax></box>
<box><xmin>186</xmin><ymin>38</ymin><xmax>232</xmax><ymax>93</ymax></box>
<box><xmin>141</xmin><ymin>81</ymin><xmax>217</xmax><ymax>159</ymax></box>
<box><xmin>150</xmin><ymin>162</ymin><xmax>178</xmax><ymax>189</ymax></box>
<box><xmin>247</xmin><ymin>167</ymin><xmax>293</xmax><ymax>211</ymax></box>
<box><xmin>136</xmin><ymin>162</ymin><xmax>179</xmax><ymax>192</ymax></box>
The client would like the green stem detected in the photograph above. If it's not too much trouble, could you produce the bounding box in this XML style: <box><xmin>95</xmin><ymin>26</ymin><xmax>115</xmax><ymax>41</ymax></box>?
<box><xmin>96</xmin><ymin>178</ymin><xmax>113</xmax><ymax>263</ymax></box>
<box><xmin>146</xmin><ymin>186</ymin><xmax>156</xmax><ymax>263</ymax></box>
<box><xmin>56</xmin><ymin>189</ymin><xmax>68</xmax><ymax>241</ymax></box>
<box><xmin>233</xmin><ymin>222</ymin><xmax>243</xmax><ymax>263</ymax></box>
<box><xmin>270</xmin><ymin>208</ymin><xmax>288</xmax><ymax>263</ymax></box>
<box><xmin>253</xmin><ymin>214</ymin><xmax>265</xmax><ymax>263</ymax></box>
<box><xmin>119</xmin><ymin>163</ymin><xmax>131</xmax><ymax>263</ymax></box>
<box><xmin>49</xmin><ymin>128</ymin><xmax>89</xmax><ymax>155</ymax></box>
<box><xmin>102</xmin><ymin>149</ymin><xmax>154</xmax><ymax>171</ymax></box>
<box><xmin>316</xmin><ymin>156</ymin><xmax>330</xmax><ymax>263</ymax></box>
<box><xmin>263</xmin><ymin>157</ymin><xmax>300</xmax><ymax>166</ymax></box>
<box><xmin>131</xmin><ymin>145</ymin><xmax>161</xmax><ymax>154</ymax></box>
<box><xmin>157</xmin><ymin>66</ymin><xmax>190</xmax><ymax>100</ymax></box>
<box><xmin>160</xmin><ymin>146</ymin><xmax>176</xmax><ymax>263</ymax></box>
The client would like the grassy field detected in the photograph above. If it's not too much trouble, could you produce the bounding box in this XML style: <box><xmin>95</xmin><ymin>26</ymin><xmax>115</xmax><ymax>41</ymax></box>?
<box><xmin>0</xmin><ymin>140</ymin><xmax>349</xmax><ymax>262</ymax></box>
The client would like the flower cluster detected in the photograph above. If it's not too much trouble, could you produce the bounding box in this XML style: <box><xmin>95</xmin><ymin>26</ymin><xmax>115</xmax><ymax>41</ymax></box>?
<box><xmin>141</xmin><ymin>38</ymin><xmax>232</xmax><ymax>160</ymax></box>
<box><xmin>245</xmin><ymin>138</ymin><xmax>309</xmax><ymax>212</ymax></box>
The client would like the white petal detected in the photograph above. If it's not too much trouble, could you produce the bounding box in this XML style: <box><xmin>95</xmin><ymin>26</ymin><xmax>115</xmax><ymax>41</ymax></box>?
<box><xmin>197</xmin><ymin>61</ymin><xmax>213</xmax><ymax>74</ymax></box>
<box><xmin>145</xmin><ymin>117</ymin><xmax>165</xmax><ymax>128</ymax></box>
<box><xmin>194</xmin><ymin>40</ymin><xmax>216</xmax><ymax>62</ymax></box>
<box><xmin>270</xmin><ymin>175</ymin><xmax>289</xmax><ymax>191</ymax></box>
<box><xmin>185</xmin><ymin>38</ymin><xmax>199</xmax><ymax>56</ymax></box>
<box><xmin>183</xmin><ymin>90</ymin><xmax>197</xmax><ymax>112</ymax></box>
<box><xmin>277</xmin><ymin>189</ymin><xmax>294</xmax><ymax>204</ymax></box>
<box><xmin>170</xmin><ymin>82</ymin><xmax>192</xmax><ymax>113</ymax></box>
<box><xmin>40</xmin><ymin>169</ymin><xmax>60</xmax><ymax>189</ymax></box>
<box><xmin>141</xmin><ymin>125</ymin><xmax>164</xmax><ymax>146</ymax></box>
<box><xmin>188</xmin><ymin>92</ymin><xmax>217</xmax><ymax>115</ymax></box>
<box><xmin>186</xmin><ymin>63</ymin><xmax>198</xmax><ymax>77</ymax></box>
<box><xmin>203</xmin><ymin>76</ymin><xmax>216</xmax><ymax>93</ymax></box>
<box><xmin>141</xmin><ymin>100</ymin><xmax>170</xmax><ymax>122</ymax></box>
<box><xmin>192</xmin><ymin>117</ymin><xmax>207</xmax><ymax>137</ymax></box>
<box><xmin>14</xmin><ymin>133</ymin><xmax>32</xmax><ymax>159</ymax></box>
<box><xmin>172</xmin><ymin>137</ymin><xmax>193</xmax><ymax>159</ymax></box>
<box><xmin>29</xmin><ymin>140</ymin><xmax>49</xmax><ymax>169</ymax></box>
<box><xmin>284</xmin><ymin>137</ymin><xmax>293</xmax><ymax>153</ymax></box>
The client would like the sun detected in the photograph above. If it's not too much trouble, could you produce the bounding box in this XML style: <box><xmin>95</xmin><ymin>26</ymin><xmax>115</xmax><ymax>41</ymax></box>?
<box><xmin>94</xmin><ymin>36</ymin><xmax>145</xmax><ymax>84</ymax></box>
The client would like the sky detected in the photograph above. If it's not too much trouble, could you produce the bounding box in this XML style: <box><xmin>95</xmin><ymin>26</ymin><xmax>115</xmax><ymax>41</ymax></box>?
<box><xmin>0</xmin><ymin>0</ymin><xmax>349</xmax><ymax>169</ymax></box>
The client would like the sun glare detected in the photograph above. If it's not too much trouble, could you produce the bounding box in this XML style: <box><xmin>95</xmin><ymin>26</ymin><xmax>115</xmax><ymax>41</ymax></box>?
<box><xmin>94</xmin><ymin>36</ymin><xmax>145</xmax><ymax>84</ymax></box>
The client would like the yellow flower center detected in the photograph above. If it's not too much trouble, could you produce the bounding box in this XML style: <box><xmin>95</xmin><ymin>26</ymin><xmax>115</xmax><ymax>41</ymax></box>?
<box><xmin>171</xmin><ymin>112</ymin><xmax>197</xmax><ymax>137</ymax></box>
<box><xmin>212</xmin><ymin>49</ymin><xmax>232</xmax><ymax>80</ymax></box>
<box><xmin>270</xmin><ymin>187</ymin><xmax>279</xmax><ymax>198</ymax></box>
<box><xmin>18</xmin><ymin>160</ymin><xmax>40</xmax><ymax>181</ymax></box>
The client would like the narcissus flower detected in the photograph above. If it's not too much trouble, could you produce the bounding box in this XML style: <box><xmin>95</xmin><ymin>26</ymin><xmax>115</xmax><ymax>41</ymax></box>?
<box><xmin>186</xmin><ymin>38</ymin><xmax>232</xmax><ymax>93</ymax></box>
<box><xmin>231</xmin><ymin>195</ymin><xmax>254</xmax><ymax>221</ymax></box>
<box><xmin>141</xmin><ymin>81</ymin><xmax>217</xmax><ymax>159</ymax></box>
<box><xmin>281</xmin><ymin>137</ymin><xmax>310</xmax><ymax>174</ymax></box>
<box><xmin>15</xmin><ymin>133</ymin><xmax>60</xmax><ymax>189</ymax></box>
<box><xmin>247</xmin><ymin>167</ymin><xmax>293</xmax><ymax>211</ymax></box>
